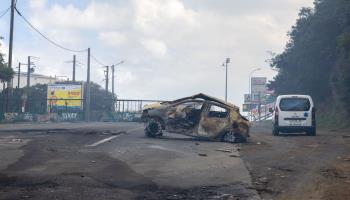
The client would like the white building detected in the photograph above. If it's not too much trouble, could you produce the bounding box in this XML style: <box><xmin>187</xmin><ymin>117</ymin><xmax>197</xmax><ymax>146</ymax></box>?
<box><xmin>11</xmin><ymin>72</ymin><xmax>63</xmax><ymax>88</ymax></box>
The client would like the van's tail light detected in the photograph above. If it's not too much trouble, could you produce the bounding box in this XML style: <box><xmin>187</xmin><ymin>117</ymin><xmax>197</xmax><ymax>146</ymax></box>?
<box><xmin>312</xmin><ymin>107</ymin><xmax>316</xmax><ymax>126</ymax></box>
<box><xmin>274</xmin><ymin>106</ymin><xmax>279</xmax><ymax>125</ymax></box>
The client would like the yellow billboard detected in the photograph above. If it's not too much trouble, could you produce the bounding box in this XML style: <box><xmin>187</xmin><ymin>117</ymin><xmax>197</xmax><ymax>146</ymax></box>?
<box><xmin>47</xmin><ymin>84</ymin><xmax>83</xmax><ymax>112</ymax></box>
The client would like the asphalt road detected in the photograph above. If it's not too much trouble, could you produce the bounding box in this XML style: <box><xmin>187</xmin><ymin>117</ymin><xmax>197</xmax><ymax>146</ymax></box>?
<box><xmin>0</xmin><ymin>122</ymin><xmax>349</xmax><ymax>200</ymax></box>
<box><xmin>242</xmin><ymin>122</ymin><xmax>350</xmax><ymax>200</ymax></box>
<box><xmin>0</xmin><ymin>122</ymin><xmax>259</xmax><ymax>200</ymax></box>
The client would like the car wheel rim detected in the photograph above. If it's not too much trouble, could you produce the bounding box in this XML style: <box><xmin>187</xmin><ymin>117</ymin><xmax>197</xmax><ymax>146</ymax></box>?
<box><xmin>224</xmin><ymin>131</ymin><xmax>235</xmax><ymax>143</ymax></box>
<box><xmin>148</xmin><ymin>121</ymin><xmax>162</xmax><ymax>135</ymax></box>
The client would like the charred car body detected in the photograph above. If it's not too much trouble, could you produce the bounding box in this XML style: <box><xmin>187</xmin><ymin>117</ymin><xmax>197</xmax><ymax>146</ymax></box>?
<box><xmin>142</xmin><ymin>93</ymin><xmax>250</xmax><ymax>143</ymax></box>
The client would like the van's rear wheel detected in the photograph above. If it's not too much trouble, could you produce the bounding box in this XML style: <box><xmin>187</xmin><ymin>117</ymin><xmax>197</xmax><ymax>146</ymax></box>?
<box><xmin>273</xmin><ymin>127</ymin><xmax>279</xmax><ymax>136</ymax></box>
<box><xmin>307</xmin><ymin>127</ymin><xmax>316</xmax><ymax>136</ymax></box>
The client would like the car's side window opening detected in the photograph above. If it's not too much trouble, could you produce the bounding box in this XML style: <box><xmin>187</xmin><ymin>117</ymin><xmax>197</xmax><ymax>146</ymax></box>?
<box><xmin>208</xmin><ymin>105</ymin><xmax>228</xmax><ymax>118</ymax></box>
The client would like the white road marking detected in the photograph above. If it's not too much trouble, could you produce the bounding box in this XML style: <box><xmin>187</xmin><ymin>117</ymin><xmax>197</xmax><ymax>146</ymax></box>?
<box><xmin>85</xmin><ymin>126</ymin><xmax>143</xmax><ymax>147</ymax></box>
<box><xmin>85</xmin><ymin>135</ymin><xmax>120</xmax><ymax>147</ymax></box>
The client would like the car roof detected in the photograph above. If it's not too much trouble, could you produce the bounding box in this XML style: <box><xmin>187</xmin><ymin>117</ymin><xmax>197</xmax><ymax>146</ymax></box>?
<box><xmin>171</xmin><ymin>93</ymin><xmax>239</xmax><ymax>110</ymax></box>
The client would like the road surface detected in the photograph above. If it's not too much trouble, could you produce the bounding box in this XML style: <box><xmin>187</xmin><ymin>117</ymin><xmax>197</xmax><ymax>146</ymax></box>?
<box><xmin>0</xmin><ymin>122</ymin><xmax>349</xmax><ymax>200</ymax></box>
<box><xmin>0</xmin><ymin>122</ymin><xmax>258</xmax><ymax>200</ymax></box>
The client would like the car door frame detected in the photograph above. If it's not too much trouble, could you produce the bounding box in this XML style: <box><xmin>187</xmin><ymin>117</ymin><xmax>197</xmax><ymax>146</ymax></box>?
<box><xmin>194</xmin><ymin>101</ymin><xmax>231</xmax><ymax>138</ymax></box>
<box><xmin>165</xmin><ymin>99</ymin><xmax>205</xmax><ymax>135</ymax></box>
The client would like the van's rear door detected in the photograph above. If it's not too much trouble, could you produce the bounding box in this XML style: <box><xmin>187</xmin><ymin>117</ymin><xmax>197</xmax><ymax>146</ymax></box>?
<box><xmin>278</xmin><ymin>97</ymin><xmax>312</xmax><ymax>126</ymax></box>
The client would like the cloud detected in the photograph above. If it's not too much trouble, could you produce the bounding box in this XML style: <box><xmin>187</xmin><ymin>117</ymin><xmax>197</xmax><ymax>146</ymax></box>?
<box><xmin>141</xmin><ymin>39</ymin><xmax>167</xmax><ymax>57</ymax></box>
<box><xmin>98</xmin><ymin>31</ymin><xmax>127</xmax><ymax>47</ymax></box>
<box><xmin>133</xmin><ymin>0</ymin><xmax>198</xmax><ymax>34</ymax></box>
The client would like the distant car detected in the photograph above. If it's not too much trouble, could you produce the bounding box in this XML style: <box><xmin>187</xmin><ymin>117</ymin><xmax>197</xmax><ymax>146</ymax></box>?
<box><xmin>141</xmin><ymin>93</ymin><xmax>251</xmax><ymax>143</ymax></box>
<box><xmin>271</xmin><ymin>95</ymin><xmax>316</xmax><ymax>136</ymax></box>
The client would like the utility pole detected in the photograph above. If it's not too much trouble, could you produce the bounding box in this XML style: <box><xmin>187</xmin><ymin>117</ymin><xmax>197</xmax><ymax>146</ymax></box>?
<box><xmin>73</xmin><ymin>55</ymin><xmax>76</xmax><ymax>82</ymax></box>
<box><xmin>27</xmin><ymin>56</ymin><xmax>31</xmax><ymax>87</ymax></box>
<box><xmin>104</xmin><ymin>66</ymin><xmax>109</xmax><ymax>95</ymax></box>
<box><xmin>17</xmin><ymin>62</ymin><xmax>21</xmax><ymax>88</ymax></box>
<box><xmin>111</xmin><ymin>65</ymin><xmax>116</xmax><ymax>112</ymax></box>
<box><xmin>85</xmin><ymin>48</ymin><xmax>91</xmax><ymax>121</ymax></box>
<box><xmin>111</xmin><ymin>65</ymin><xmax>115</xmax><ymax>98</ymax></box>
<box><xmin>5</xmin><ymin>0</ymin><xmax>15</xmax><ymax>113</ymax></box>
<box><xmin>8</xmin><ymin>0</ymin><xmax>15</xmax><ymax>71</ymax></box>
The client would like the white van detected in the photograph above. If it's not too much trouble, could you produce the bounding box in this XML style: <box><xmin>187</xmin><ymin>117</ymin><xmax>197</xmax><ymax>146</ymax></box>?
<box><xmin>271</xmin><ymin>95</ymin><xmax>316</xmax><ymax>136</ymax></box>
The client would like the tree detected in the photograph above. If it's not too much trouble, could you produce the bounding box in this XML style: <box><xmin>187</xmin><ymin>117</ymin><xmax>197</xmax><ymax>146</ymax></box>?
<box><xmin>268</xmin><ymin>0</ymin><xmax>350</xmax><ymax>124</ymax></box>
<box><xmin>0</xmin><ymin>41</ymin><xmax>14</xmax><ymax>83</ymax></box>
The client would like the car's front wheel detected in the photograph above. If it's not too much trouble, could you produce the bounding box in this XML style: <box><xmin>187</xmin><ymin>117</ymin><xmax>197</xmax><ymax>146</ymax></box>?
<box><xmin>221</xmin><ymin>131</ymin><xmax>247</xmax><ymax>143</ymax></box>
<box><xmin>145</xmin><ymin>119</ymin><xmax>163</xmax><ymax>137</ymax></box>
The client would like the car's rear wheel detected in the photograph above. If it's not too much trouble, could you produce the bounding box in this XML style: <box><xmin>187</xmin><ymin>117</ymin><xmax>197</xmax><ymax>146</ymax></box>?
<box><xmin>145</xmin><ymin>119</ymin><xmax>163</xmax><ymax>137</ymax></box>
<box><xmin>221</xmin><ymin>131</ymin><xmax>235</xmax><ymax>143</ymax></box>
<box><xmin>221</xmin><ymin>131</ymin><xmax>247</xmax><ymax>143</ymax></box>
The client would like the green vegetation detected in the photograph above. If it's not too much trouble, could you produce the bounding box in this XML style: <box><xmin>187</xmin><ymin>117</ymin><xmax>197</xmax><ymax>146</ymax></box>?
<box><xmin>269</xmin><ymin>0</ymin><xmax>350</xmax><ymax>128</ymax></box>
<box><xmin>0</xmin><ymin>42</ymin><xmax>14</xmax><ymax>83</ymax></box>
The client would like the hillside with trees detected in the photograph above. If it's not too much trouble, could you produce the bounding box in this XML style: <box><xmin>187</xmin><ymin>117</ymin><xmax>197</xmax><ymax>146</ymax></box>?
<box><xmin>269</xmin><ymin>0</ymin><xmax>350</xmax><ymax>127</ymax></box>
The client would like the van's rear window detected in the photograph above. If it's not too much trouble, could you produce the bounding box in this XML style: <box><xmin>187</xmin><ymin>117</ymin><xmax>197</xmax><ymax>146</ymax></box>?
<box><xmin>279</xmin><ymin>98</ymin><xmax>310</xmax><ymax>111</ymax></box>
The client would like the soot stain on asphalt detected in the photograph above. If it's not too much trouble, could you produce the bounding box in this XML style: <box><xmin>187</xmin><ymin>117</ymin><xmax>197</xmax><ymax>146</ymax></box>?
<box><xmin>0</xmin><ymin>133</ymin><xmax>158</xmax><ymax>199</ymax></box>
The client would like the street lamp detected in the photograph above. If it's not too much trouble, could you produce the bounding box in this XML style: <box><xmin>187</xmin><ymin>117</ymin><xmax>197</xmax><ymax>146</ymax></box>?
<box><xmin>222</xmin><ymin>58</ymin><xmax>230</xmax><ymax>102</ymax></box>
<box><xmin>249</xmin><ymin>68</ymin><xmax>262</xmax><ymax>121</ymax></box>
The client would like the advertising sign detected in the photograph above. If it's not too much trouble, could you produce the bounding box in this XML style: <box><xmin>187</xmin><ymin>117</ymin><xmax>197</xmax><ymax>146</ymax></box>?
<box><xmin>251</xmin><ymin>77</ymin><xmax>267</xmax><ymax>103</ymax></box>
<box><xmin>251</xmin><ymin>77</ymin><xmax>267</xmax><ymax>85</ymax></box>
<box><xmin>47</xmin><ymin>84</ymin><xmax>83</xmax><ymax>112</ymax></box>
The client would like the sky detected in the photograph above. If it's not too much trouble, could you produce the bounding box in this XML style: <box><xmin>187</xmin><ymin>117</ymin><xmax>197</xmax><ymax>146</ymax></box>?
<box><xmin>0</xmin><ymin>0</ymin><xmax>314</xmax><ymax>108</ymax></box>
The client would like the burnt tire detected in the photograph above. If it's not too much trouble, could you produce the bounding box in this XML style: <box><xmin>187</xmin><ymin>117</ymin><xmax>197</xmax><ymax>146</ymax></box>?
<box><xmin>221</xmin><ymin>131</ymin><xmax>235</xmax><ymax>143</ymax></box>
<box><xmin>221</xmin><ymin>131</ymin><xmax>247</xmax><ymax>143</ymax></box>
<box><xmin>145</xmin><ymin>119</ymin><xmax>163</xmax><ymax>138</ymax></box>
<box><xmin>234</xmin><ymin>133</ymin><xmax>247</xmax><ymax>143</ymax></box>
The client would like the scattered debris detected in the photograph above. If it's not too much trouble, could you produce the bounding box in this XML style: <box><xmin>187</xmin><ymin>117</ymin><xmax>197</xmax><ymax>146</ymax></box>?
<box><xmin>275</xmin><ymin>166</ymin><xmax>294</xmax><ymax>172</ymax></box>
<box><xmin>90</xmin><ymin>161</ymin><xmax>96</xmax><ymax>163</ymax></box>
<box><xmin>342</xmin><ymin>157</ymin><xmax>350</xmax><ymax>162</ymax></box>
<box><xmin>47</xmin><ymin>148</ymin><xmax>57</xmax><ymax>152</ymax></box>
<box><xmin>195</xmin><ymin>142</ymin><xmax>200</xmax><ymax>145</ymax></box>
<box><xmin>229</xmin><ymin>154</ymin><xmax>239</xmax><ymax>157</ymax></box>
<box><xmin>198</xmin><ymin>153</ymin><xmax>207</xmax><ymax>157</ymax></box>
<box><xmin>216</xmin><ymin>149</ymin><xmax>232</xmax><ymax>153</ymax></box>
<box><xmin>10</xmin><ymin>138</ymin><xmax>22</xmax><ymax>143</ymax></box>
<box><xmin>304</xmin><ymin>144</ymin><xmax>319</xmax><ymax>148</ymax></box>
<box><xmin>256</xmin><ymin>142</ymin><xmax>261</xmax><ymax>145</ymax></box>
<box><xmin>343</xmin><ymin>135</ymin><xmax>350</xmax><ymax>138</ymax></box>
<box><xmin>320</xmin><ymin>168</ymin><xmax>347</xmax><ymax>179</ymax></box>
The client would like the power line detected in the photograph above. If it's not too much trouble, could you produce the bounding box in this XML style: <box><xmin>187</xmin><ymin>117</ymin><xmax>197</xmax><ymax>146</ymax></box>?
<box><xmin>14</xmin><ymin>7</ymin><xmax>87</xmax><ymax>53</ymax></box>
<box><xmin>0</xmin><ymin>7</ymin><xmax>10</xmax><ymax>18</ymax></box>
<box><xmin>90</xmin><ymin>54</ymin><xmax>105</xmax><ymax>66</ymax></box>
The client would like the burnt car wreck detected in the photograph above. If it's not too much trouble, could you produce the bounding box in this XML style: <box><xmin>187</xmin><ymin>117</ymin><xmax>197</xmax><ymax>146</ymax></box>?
<box><xmin>142</xmin><ymin>93</ymin><xmax>250</xmax><ymax>143</ymax></box>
